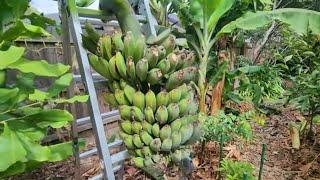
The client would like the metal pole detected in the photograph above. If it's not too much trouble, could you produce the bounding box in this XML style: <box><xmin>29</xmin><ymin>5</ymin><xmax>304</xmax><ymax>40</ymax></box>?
<box><xmin>65</xmin><ymin>0</ymin><xmax>115</xmax><ymax>179</ymax></box>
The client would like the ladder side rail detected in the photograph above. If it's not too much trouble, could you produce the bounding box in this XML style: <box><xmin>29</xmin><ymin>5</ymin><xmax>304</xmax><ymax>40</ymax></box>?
<box><xmin>65</xmin><ymin>0</ymin><xmax>115</xmax><ymax>179</ymax></box>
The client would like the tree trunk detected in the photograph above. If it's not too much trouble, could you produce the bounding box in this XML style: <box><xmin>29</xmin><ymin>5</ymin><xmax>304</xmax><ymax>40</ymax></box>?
<box><xmin>211</xmin><ymin>51</ymin><xmax>228</xmax><ymax>115</ymax></box>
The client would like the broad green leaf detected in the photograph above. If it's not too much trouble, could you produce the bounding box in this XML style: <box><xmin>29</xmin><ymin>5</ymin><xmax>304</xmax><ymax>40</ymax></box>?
<box><xmin>5</xmin><ymin>0</ymin><xmax>29</xmax><ymax>18</ymax></box>
<box><xmin>0</xmin><ymin>88</ymin><xmax>19</xmax><ymax>112</ymax></box>
<box><xmin>0</xmin><ymin>20</ymin><xmax>51</xmax><ymax>42</ymax></box>
<box><xmin>207</xmin><ymin>0</ymin><xmax>236</xmax><ymax>32</ymax></box>
<box><xmin>47</xmin><ymin>73</ymin><xmax>73</xmax><ymax>96</ymax></box>
<box><xmin>24</xmin><ymin>109</ymin><xmax>73</xmax><ymax>128</ymax></box>
<box><xmin>22</xmin><ymin>13</ymin><xmax>55</xmax><ymax>29</ymax></box>
<box><xmin>8</xmin><ymin>58</ymin><xmax>70</xmax><ymax>77</ymax></box>
<box><xmin>7</xmin><ymin>119</ymin><xmax>45</xmax><ymax>141</ymax></box>
<box><xmin>29</xmin><ymin>89</ymin><xmax>49</xmax><ymax>102</ymax></box>
<box><xmin>217</xmin><ymin>8</ymin><xmax>320</xmax><ymax>37</ymax></box>
<box><xmin>238</xmin><ymin>65</ymin><xmax>262</xmax><ymax>74</ymax></box>
<box><xmin>0</xmin><ymin>161</ymin><xmax>26</xmax><ymax>178</ymax></box>
<box><xmin>46</xmin><ymin>142</ymin><xmax>74</xmax><ymax>161</ymax></box>
<box><xmin>0</xmin><ymin>123</ymin><xmax>27</xmax><ymax>171</ymax></box>
<box><xmin>0</xmin><ymin>46</ymin><xmax>25</xmax><ymax>70</ymax></box>
<box><xmin>53</xmin><ymin>95</ymin><xmax>89</xmax><ymax>104</ymax></box>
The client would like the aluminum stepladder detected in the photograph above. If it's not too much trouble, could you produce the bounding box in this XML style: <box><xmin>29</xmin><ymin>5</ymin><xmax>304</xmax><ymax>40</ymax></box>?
<box><xmin>58</xmin><ymin>0</ymin><xmax>157</xmax><ymax>179</ymax></box>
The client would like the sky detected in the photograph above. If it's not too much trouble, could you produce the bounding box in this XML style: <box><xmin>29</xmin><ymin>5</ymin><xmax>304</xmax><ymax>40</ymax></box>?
<box><xmin>30</xmin><ymin>0</ymin><xmax>99</xmax><ymax>14</ymax></box>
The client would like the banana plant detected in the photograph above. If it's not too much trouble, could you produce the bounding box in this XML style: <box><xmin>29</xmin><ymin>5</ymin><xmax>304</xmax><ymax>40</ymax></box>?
<box><xmin>171</xmin><ymin>0</ymin><xmax>320</xmax><ymax>114</ymax></box>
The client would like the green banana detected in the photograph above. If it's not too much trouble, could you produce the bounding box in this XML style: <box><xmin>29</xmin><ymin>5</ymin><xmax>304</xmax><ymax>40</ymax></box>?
<box><xmin>166</xmin><ymin>66</ymin><xmax>198</xmax><ymax>90</ymax></box>
<box><xmin>156</xmin><ymin>91</ymin><xmax>169</xmax><ymax>108</ymax></box>
<box><xmin>119</xmin><ymin>105</ymin><xmax>131</xmax><ymax>120</ymax></box>
<box><xmin>124</xmin><ymin>84</ymin><xmax>136</xmax><ymax>104</ymax></box>
<box><xmin>146</xmin><ymin>28</ymin><xmax>171</xmax><ymax>45</ymax></box>
<box><xmin>108</xmin><ymin>55</ymin><xmax>121</xmax><ymax>80</ymax></box>
<box><xmin>157</xmin><ymin>59</ymin><xmax>170</xmax><ymax>74</ymax></box>
<box><xmin>104</xmin><ymin>93</ymin><xmax>118</xmax><ymax>107</ymax></box>
<box><xmin>170</xmin><ymin>118</ymin><xmax>182</xmax><ymax>132</ymax></box>
<box><xmin>144</xmin><ymin>157</ymin><xmax>154</xmax><ymax>167</ymax></box>
<box><xmin>152</xmin><ymin>154</ymin><xmax>161</xmax><ymax>163</ymax></box>
<box><xmin>142</xmin><ymin>146</ymin><xmax>153</xmax><ymax>157</ymax></box>
<box><xmin>124</xmin><ymin>31</ymin><xmax>135</xmax><ymax>60</ymax></box>
<box><xmin>133</xmin><ymin>157</ymin><xmax>144</xmax><ymax>168</ymax></box>
<box><xmin>147</xmin><ymin>68</ymin><xmax>163</xmax><ymax>85</ymax></box>
<box><xmin>150</xmin><ymin>138</ymin><xmax>161</xmax><ymax>152</ymax></box>
<box><xmin>114</xmin><ymin>89</ymin><xmax>130</xmax><ymax>105</ymax></box>
<box><xmin>161</xmin><ymin>138</ymin><xmax>172</xmax><ymax>152</ymax></box>
<box><xmin>132</xmin><ymin>121</ymin><xmax>143</xmax><ymax>134</ymax></box>
<box><xmin>145</xmin><ymin>46</ymin><xmax>159</xmax><ymax>68</ymax></box>
<box><xmin>187</xmin><ymin>121</ymin><xmax>203</xmax><ymax>144</ymax></box>
<box><xmin>133</xmin><ymin>91</ymin><xmax>145</xmax><ymax>111</ymax></box>
<box><xmin>145</xmin><ymin>107</ymin><xmax>155</xmax><ymax>124</ymax></box>
<box><xmin>161</xmin><ymin>34</ymin><xmax>175</xmax><ymax>54</ymax></box>
<box><xmin>120</xmin><ymin>120</ymin><xmax>132</xmax><ymax>134</ymax></box>
<box><xmin>136</xmin><ymin>58</ymin><xmax>149</xmax><ymax>82</ymax></box>
<box><xmin>115</xmin><ymin>52</ymin><xmax>127</xmax><ymax>78</ymax></box>
<box><xmin>111</xmin><ymin>81</ymin><xmax>121</xmax><ymax>91</ymax></box>
<box><xmin>119</xmin><ymin>79</ymin><xmax>127</xmax><ymax>89</ymax></box>
<box><xmin>169</xmin><ymin>88</ymin><xmax>182</xmax><ymax>103</ymax></box>
<box><xmin>135</xmin><ymin>149</ymin><xmax>144</xmax><ymax>157</ymax></box>
<box><xmin>145</xmin><ymin>90</ymin><xmax>157</xmax><ymax>112</ymax></box>
<box><xmin>171</xmin><ymin>131</ymin><xmax>181</xmax><ymax>149</ymax></box>
<box><xmin>178</xmin><ymin>98</ymin><xmax>190</xmax><ymax>116</ymax></box>
<box><xmin>124</xmin><ymin>135</ymin><xmax>134</xmax><ymax>149</ymax></box>
<box><xmin>140</xmin><ymin>131</ymin><xmax>153</xmax><ymax>145</ymax></box>
<box><xmin>167</xmin><ymin>103</ymin><xmax>180</xmax><ymax>122</ymax></box>
<box><xmin>88</xmin><ymin>54</ymin><xmax>108</xmax><ymax>79</ymax></box>
<box><xmin>133</xmin><ymin>134</ymin><xmax>144</xmax><ymax>148</ymax></box>
<box><xmin>111</xmin><ymin>31</ymin><xmax>124</xmax><ymax>52</ymax></box>
<box><xmin>133</xmin><ymin>34</ymin><xmax>146</xmax><ymax>62</ymax></box>
<box><xmin>167</xmin><ymin>53</ymin><xmax>178</xmax><ymax>72</ymax></box>
<box><xmin>155</xmin><ymin>105</ymin><xmax>168</xmax><ymax>125</ymax></box>
<box><xmin>171</xmin><ymin>150</ymin><xmax>182</xmax><ymax>164</ymax></box>
<box><xmin>157</xmin><ymin>45</ymin><xmax>166</xmax><ymax>60</ymax></box>
<box><xmin>179</xmin><ymin>124</ymin><xmax>194</xmax><ymax>144</ymax></box>
<box><xmin>152</xmin><ymin>123</ymin><xmax>160</xmax><ymax>138</ymax></box>
<box><xmin>178</xmin><ymin>84</ymin><xmax>189</xmax><ymax>99</ymax></box>
<box><xmin>160</xmin><ymin>125</ymin><xmax>171</xmax><ymax>141</ymax></box>
<box><xmin>142</xmin><ymin>121</ymin><xmax>153</xmax><ymax>135</ymax></box>
<box><xmin>100</xmin><ymin>35</ymin><xmax>112</xmax><ymax>60</ymax></box>
<box><xmin>131</xmin><ymin>106</ymin><xmax>145</xmax><ymax>121</ymax></box>
<box><xmin>126</xmin><ymin>56</ymin><xmax>136</xmax><ymax>80</ymax></box>
<box><xmin>119</xmin><ymin>131</ymin><xmax>129</xmax><ymax>139</ymax></box>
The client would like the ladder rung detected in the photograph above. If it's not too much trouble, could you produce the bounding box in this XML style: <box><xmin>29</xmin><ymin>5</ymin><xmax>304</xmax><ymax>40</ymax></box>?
<box><xmin>76</xmin><ymin>110</ymin><xmax>119</xmax><ymax>126</ymax></box>
<box><xmin>79</xmin><ymin>139</ymin><xmax>123</xmax><ymax>159</ymax></box>
<box><xmin>73</xmin><ymin>73</ymin><xmax>106</xmax><ymax>83</ymax></box>
<box><xmin>88</xmin><ymin>165</ymin><xmax>122</xmax><ymax>180</ymax></box>
<box><xmin>76</xmin><ymin>7</ymin><xmax>147</xmax><ymax>23</ymax></box>
<box><xmin>111</xmin><ymin>150</ymin><xmax>129</xmax><ymax>164</ymax></box>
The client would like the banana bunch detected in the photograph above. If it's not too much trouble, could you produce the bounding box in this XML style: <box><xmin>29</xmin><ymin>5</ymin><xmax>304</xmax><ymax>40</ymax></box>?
<box><xmin>83</xmin><ymin>23</ymin><xmax>201</xmax><ymax>169</ymax></box>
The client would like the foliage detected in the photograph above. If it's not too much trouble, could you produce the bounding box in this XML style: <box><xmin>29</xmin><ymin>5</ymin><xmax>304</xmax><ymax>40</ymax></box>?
<box><xmin>220</xmin><ymin>159</ymin><xmax>255</xmax><ymax>180</ymax></box>
<box><xmin>0</xmin><ymin>0</ymin><xmax>88</xmax><ymax>177</ymax></box>
<box><xmin>170</xmin><ymin>0</ymin><xmax>320</xmax><ymax>114</ymax></box>
<box><xmin>273</xmin><ymin>31</ymin><xmax>320</xmax><ymax>78</ymax></box>
<box><xmin>225</xmin><ymin>62</ymin><xmax>285</xmax><ymax>105</ymax></box>
<box><xmin>202</xmin><ymin>111</ymin><xmax>253</xmax><ymax>143</ymax></box>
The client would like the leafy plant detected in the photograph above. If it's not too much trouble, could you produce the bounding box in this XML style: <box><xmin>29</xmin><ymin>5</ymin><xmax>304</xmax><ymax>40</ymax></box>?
<box><xmin>202</xmin><ymin>111</ymin><xmax>253</xmax><ymax>143</ymax></box>
<box><xmin>0</xmin><ymin>0</ymin><xmax>87</xmax><ymax>177</ymax></box>
<box><xmin>220</xmin><ymin>159</ymin><xmax>255</xmax><ymax>180</ymax></box>
<box><xmin>170</xmin><ymin>0</ymin><xmax>320</xmax><ymax>115</ymax></box>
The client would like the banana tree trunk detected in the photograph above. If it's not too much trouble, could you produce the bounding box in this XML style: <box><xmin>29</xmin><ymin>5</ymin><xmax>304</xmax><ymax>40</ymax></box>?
<box><xmin>99</xmin><ymin>0</ymin><xmax>142</xmax><ymax>37</ymax></box>
<box><xmin>211</xmin><ymin>51</ymin><xmax>228</xmax><ymax>115</ymax></box>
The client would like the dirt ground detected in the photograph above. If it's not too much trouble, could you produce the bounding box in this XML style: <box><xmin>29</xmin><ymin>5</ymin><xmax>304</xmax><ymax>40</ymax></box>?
<box><xmin>11</xmin><ymin>109</ymin><xmax>320</xmax><ymax>180</ymax></box>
